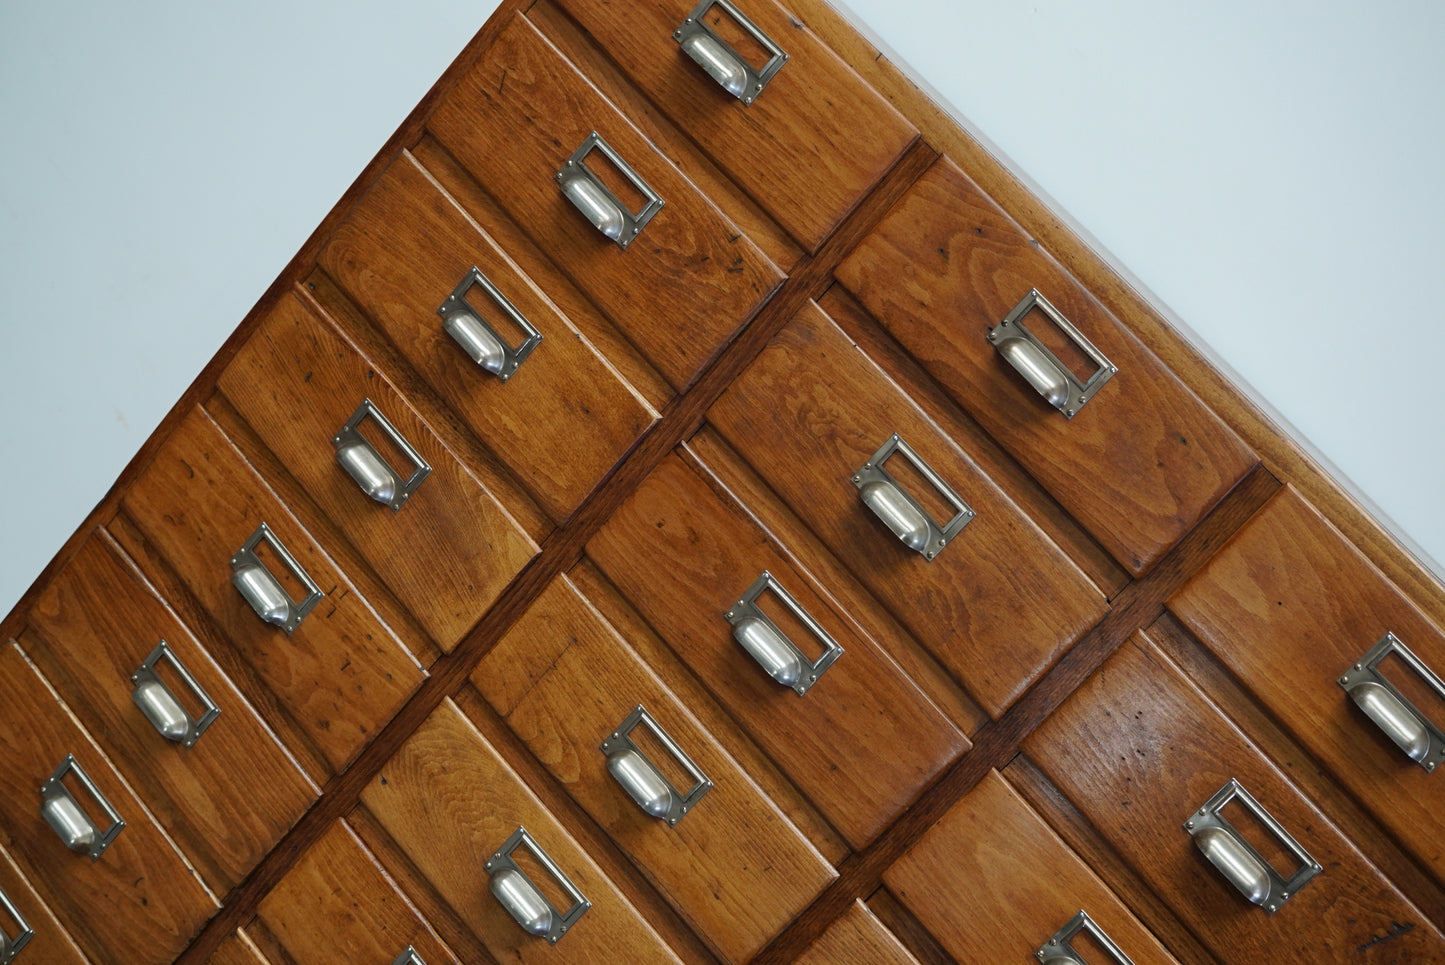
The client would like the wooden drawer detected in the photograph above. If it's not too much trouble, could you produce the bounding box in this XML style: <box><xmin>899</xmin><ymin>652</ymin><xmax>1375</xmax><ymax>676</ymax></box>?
<box><xmin>545</xmin><ymin>0</ymin><xmax>919</xmax><ymax>253</ymax></box>
<box><xmin>474</xmin><ymin>573</ymin><xmax>836</xmax><ymax>963</ymax></box>
<box><xmin>834</xmin><ymin>156</ymin><xmax>1259</xmax><ymax>577</ymax></box>
<box><xmin>20</xmin><ymin>530</ymin><xmax>317</xmax><ymax>895</ymax></box>
<box><xmin>358</xmin><ymin>700</ymin><xmax>681</xmax><ymax>962</ymax></box>
<box><xmin>1023</xmin><ymin>631</ymin><xmax>1445</xmax><ymax>961</ymax></box>
<box><xmin>884</xmin><ymin>769</ymin><xmax>1178</xmax><ymax>964</ymax></box>
<box><xmin>707</xmin><ymin>300</ymin><xmax>1108</xmax><ymax>717</ymax></box>
<box><xmin>204</xmin><ymin>932</ymin><xmax>268</xmax><ymax>965</ymax></box>
<box><xmin>0</xmin><ymin>641</ymin><xmax>217</xmax><ymax>964</ymax></box>
<box><xmin>426</xmin><ymin>12</ymin><xmax>784</xmax><ymax>390</ymax></box>
<box><xmin>254</xmin><ymin>820</ymin><xmax>459</xmax><ymax>965</ymax></box>
<box><xmin>1169</xmin><ymin>485</ymin><xmax>1445</xmax><ymax>886</ymax></box>
<box><xmin>0</xmin><ymin>845</ymin><xmax>90</xmax><ymax>965</ymax></box>
<box><xmin>314</xmin><ymin>150</ymin><xmax>659</xmax><ymax>523</ymax></box>
<box><xmin>795</xmin><ymin>900</ymin><xmax>919</xmax><ymax>965</ymax></box>
<box><xmin>588</xmin><ymin>449</ymin><xmax>971</xmax><ymax>848</ymax></box>
<box><xmin>215</xmin><ymin>287</ymin><xmax>540</xmax><ymax>651</ymax></box>
<box><xmin>115</xmin><ymin>405</ymin><xmax>426</xmax><ymax>775</ymax></box>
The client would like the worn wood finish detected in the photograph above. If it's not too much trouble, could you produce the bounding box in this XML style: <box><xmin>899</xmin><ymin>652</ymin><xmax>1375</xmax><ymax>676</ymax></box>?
<box><xmin>426</xmin><ymin>13</ymin><xmax>784</xmax><ymax>390</ymax></box>
<box><xmin>315</xmin><ymin>150</ymin><xmax>658</xmax><ymax>523</ymax></box>
<box><xmin>1024</xmin><ymin>632</ymin><xmax>1445</xmax><ymax>962</ymax></box>
<box><xmin>114</xmin><ymin>405</ymin><xmax>425</xmax><ymax>774</ymax></box>
<box><xmin>358</xmin><ymin>700</ymin><xmax>681</xmax><ymax>963</ymax></box>
<box><xmin>0</xmin><ymin>641</ymin><xmax>218</xmax><ymax>964</ymax></box>
<box><xmin>708</xmin><ymin>300</ymin><xmax>1109</xmax><ymax>717</ymax></box>
<box><xmin>549</xmin><ymin>0</ymin><xmax>918</xmax><ymax>252</ymax></box>
<box><xmin>0</xmin><ymin>845</ymin><xmax>91</xmax><ymax>965</ymax></box>
<box><xmin>1169</xmin><ymin>485</ymin><xmax>1445</xmax><ymax>887</ymax></box>
<box><xmin>474</xmin><ymin>574</ymin><xmax>835</xmax><ymax>963</ymax></box>
<box><xmin>884</xmin><ymin>769</ymin><xmax>1180</xmax><ymax>965</ymax></box>
<box><xmin>793</xmin><ymin>899</ymin><xmax>920</xmax><ymax>965</ymax></box>
<box><xmin>21</xmin><ymin>530</ymin><xmax>317</xmax><ymax>894</ymax></box>
<box><xmin>204</xmin><ymin>932</ymin><xmax>269</xmax><ymax>965</ymax></box>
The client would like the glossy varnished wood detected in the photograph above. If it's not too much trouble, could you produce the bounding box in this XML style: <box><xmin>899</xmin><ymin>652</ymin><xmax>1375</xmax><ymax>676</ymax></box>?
<box><xmin>203</xmin><ymin>932</ymin><xmax>269</xmax><ymax>965</ymax></box>
<box><xmin>0</xmin><ymin>845</ymin><xmax>91</xmax><ymax>965</ymax></box>
<box><xmin>793</xmin><ymin>899</ymin><xmax>920</xmax><ymax>965</ymax></box>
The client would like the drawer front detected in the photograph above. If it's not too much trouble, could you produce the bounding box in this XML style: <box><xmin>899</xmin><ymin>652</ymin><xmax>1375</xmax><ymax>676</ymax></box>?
<box><xmin>884</xmin><ymin>769</ymin><xmax>1178</xmax><ymax>964</ymax></box>
<box><xmin>0</xmin><ymin>845</ymin><xmax>90</xmax><ymax>965</ymax></box>
<box><xmin>255</xmin><ymin>820</ymin><xmax>459</xmax><ymax>965</ymax></box>
<box><xmin>1024</xmin><ymin>632</ymin><xmax>1445</xmax><ymax>961</ymax></box>
<box><xmin>116</xmin><ymin>405</ymin><xmax>426</xmax><ymax>774</ymax></box>
<box><xmin>22</xmin><ymin>530</ymin><xmax>317</xmax><ymax>894</ymax></box>
<box><xmin>359</xmin><ymin>701</ymin><xmax>681</xmax><ymax>962</ymax></box>
<box><xmin>707</xmin><ymin>300</ymin><xmax>1109</xmax><ymax>717</ymax></box>
<box><xmin>315</xmin><ymin>151</ymin><xmax>659</xmax><ymax>523</ymax></box>
<box><xmin>474</xmin><ymin>573</ymin><xmax>836</xmax><ymax>963</ymax></box>
<box><xmin>216</xmin><ymin>288</ymin><xmax>540</xmax><ymax>651</ymax></box>
<box><xmin>427</xmin><ymin>12</ymin><xmax>784</xmax><ymax>390</ymax></box>
<box><xmin>549</xmin><ymin>0</ymin><xmax>919</xmax><ymax>252</ymax></box>
<box><xmin>794</xmin><ymin>900</ymin><xmax>919</xmax><ymax>965</ymax></box>
<box><xmin>0</xmin><ymin>642</ymin><xmax>218</xmax><ymax>964</ymax></box>
<box><xmin>1169</xmin><ymin>486</ymin><xmax>1445</xmax><ymax>884</ymax></box>
<box><xmin>588</xmin><ymin>450</ymin><xmax>970</xmax><ymax>848</ymax></box>
<box><xmin>835</xmin><ymin>157</ymin><xmax>1258</xmax><ymax>577</ymax></box>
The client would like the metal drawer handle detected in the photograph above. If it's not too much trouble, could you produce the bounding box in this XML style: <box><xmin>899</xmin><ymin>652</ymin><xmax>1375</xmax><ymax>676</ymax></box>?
<box><xmin>229</xmin><ymin>522</ymin><xmax>324</xmax><ymax>635</ymax></box>
<box><xmin>1183</xmin><ymin>778</ymin><xmax>1320</xmax><ymax>914</ymax></box>
<box><xmin>555</xmin><ymin>132</ymin><xmax>664</xmax><ymax>249</ymax></box>
<box><xmin>986</xmin><ymin>289</ymin><xmax>1117</xmax><ymax>419</ymax></box>
<box><xmin>390</xmin><ymin>948</ymin><xmax>428</xmax><ymax>965</ymax></box>
<box><xmin>437</xmin><ymin>266</ymin><xmax>543</xmax><ymax>381</ymax></box>
<box><xmin>1036</xmin><ymin>910</ymin><xmax>1136</xmax><ymax>965</ymax></box>
<box><xmin>724</xmin><ymin>571</ymin><xmax>844</xmax><ymax>696</ymax></box>
<box><xmin>331</xmin><ymin>399</ymin><xmax>432</xmax><ymax>512</ymax></box>
<box><xmin>38</xmin><ymin>755</ymin><xmax>125</xmax><ymax>861</ymax></box>
<box><xmin>0</xmin><ymin>883</ymin><xmax>34</xmax><ymax>964</ymax></box>
<box><xmin>851</xmin><ymin>433</ymin><xmax>974</xmax><ymax>561</ymax></box>
<box><xmin>1339</xmin><ymin>631</ymin><xmax>1445</xmax><ymax>772</ymax></box>
<box><xmin>673</xmin><ymin>0</ymin><xmax>789</xmax><ymax>105</ymax></box>
<box><xmin>129</xmin><ymin>640</ymin><xmax>220</xmax><ymax>749</ymax></box>
<box><xmin>483</xmin><ymin>827</ymin><xmax>590</xmax><ymax>944</ymax></box>
<box><xmin>600</xmin><ymin>705</ymin><xmax>713</xmax><ymax>826</ymax></box>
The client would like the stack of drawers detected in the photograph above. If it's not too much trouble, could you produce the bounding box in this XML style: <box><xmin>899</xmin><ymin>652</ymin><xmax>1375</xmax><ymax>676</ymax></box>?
<box><xmin>2</xmin><ymin>1</ymin><xmax>1442</xmax><ymax>962</ymax></box>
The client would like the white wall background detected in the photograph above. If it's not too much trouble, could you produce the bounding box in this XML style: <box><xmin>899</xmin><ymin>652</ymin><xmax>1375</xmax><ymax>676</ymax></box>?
<box><xmin>3</xmin><ymin>0</ymin><xmax>1442</xmax><ymax>617</ymax></box>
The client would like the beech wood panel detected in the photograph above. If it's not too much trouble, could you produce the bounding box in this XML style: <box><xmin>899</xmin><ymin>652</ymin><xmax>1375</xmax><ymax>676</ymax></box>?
<box><xmin>116</xmin><ymin>405</ymin><xmax>425</xmax><ymax>774</ymax></box>
<box><xmin>1024</xmin><ymin>631</ymin><xmax>1445</xmax><ymax>962</ymax></box>
<box><xmin>549</xmin><ymin>0</ymin><xmax>918</xmax><ymax>252</ymax></box>
<box><xmin>0</xmin><ymin>845</ymin><xmax>91</xmax><ymax>965</ymax></box>
<box><xmin>835</xmin><ymin>156</ymin><xmax>1258</xmax><ymax>577</ymax></box>
<box><xmin>794</xmin><ymin>900</ymin><xmax>920</xmax><ymax>965</ymax></box>
<box><xmin>359</xmin><ymin>700</ymin><xmax>681</xmax><ymax>963</ymax></box>
<box><xmin>0</xmin><ymin>641</ymin><xmax>218</xmax><ymax>964</ymax></box>
<box><xmin>426</xmin><ymin>13</ymin><xmax>784</xmax><ymax>390</ymax></box>
<box><xmin>216</xmin><ymin>287</ymin><xmax>540</xmax><ymax>650</ymax></box>
<box><xmin>22</xmin><ymin>530</ymin><xmax>317</xmax><ymax>894</ymax></box>
<box><xmin>315</xmin><ymin>150</ymin><xmax>658</xmax><ymax>522</ymax></box>
<box><xmin>204</xmin><ymin>932</ymin><xmax>269</xmax><ymax>965</ymax></box>
<box><xmin>475</xmin><ymin>574</ymin><xmax>836</xmax><ymax>963</ymax></box>
<box><xmin>1169</xmin><ymin>485</ymin><xmax>1445</xmax><ymax>885</ymax></box>
<box><xmin>708</xmin><ymin>300</ymin><xmax>1108</xmax><ymax>717</ymax></box>
<box><xmin>884</xmin><ymin>769</ymin><xmax>1179</xmax><ymax>964</ymax></box>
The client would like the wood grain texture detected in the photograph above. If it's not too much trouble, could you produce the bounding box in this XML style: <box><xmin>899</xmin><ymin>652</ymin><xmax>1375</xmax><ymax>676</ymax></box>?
<box><xmin>707</xmin><ymin>300</ymin><xmax>1109</xmax><ymax>717</ymax></box>
<box><xmin>115</xmin><ymin>405</ymin><xmax>425</xmax><ymax>774</ymax></box>
<box><xmin>0</xmin><ymin>844</ymin><xmax>92</xmax><ymax>965</ymax></box>
<box><xmin>793</xmin><ymin>899</ymin><xmax>920</xmax><ymax>965</ymax></box>
<box><xmin>21</xmin><ymin>530</ymin><xmax>317</xmax><ymax>894</ymax></box>
<box><xmin>426</xmin><ymin>13</ymin><xmax>784</xmax><ymax>390</ymax></box>
<box><xmin>1024</xmin><ymin>632</ymin><xmax>1445</xmax><ymax>962</ymax></box>
<box><xmin>549</xmin><ymin>0</ymin><xmax>918</xmax><ymax>252</ymax></box>
<box><xmin>203</xmin><ymin>932</ymin><xmax>270</xmax><ymax>965</ymax></box>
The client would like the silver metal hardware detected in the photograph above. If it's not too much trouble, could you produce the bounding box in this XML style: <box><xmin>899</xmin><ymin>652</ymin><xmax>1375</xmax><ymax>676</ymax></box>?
<box><xmin>986</xmin><ymin>289</ymin><xmax>1117</xmax><ymax>418</ymax></box>
<box><xmin>673</xmin><ymin>0</ymin><xmax>789</xmax><ymax>105</ymax></box>
<box><xmin>129</xmin><ymin>640</ymin><xmax>220</xmax><ymax>749</ymax></box>
<box><xmin>850</xmin><ymin>433</ymin><xmax>974</xmax><ymax>561</ymax></box>
<box><xmin>724</xmin><ymin>571</ymin><xmax>844</xmax><ymax>696</ymax></box>
<box><xmin>1183</xmin><ymin>778</ymin><xmax>1320</xmax><ymax>913</ymax></box>
<box><xmin>390</xmin><ymin>948</ymin><xmax>427</xmax><ymax>965</ymax></box>
<box><xmin>483</xmin><ymin>827</ymin><xmax>590</xmax><ymax>944</ymax></box>
<box><xmin>1339</xmin><ymin>631</ymin><xmax>1445</xmax><ymax>772</ymax></box>
<box><xmin>229</xmin><ymin>522</ymin><xmax>324</xmax><ymax>635</ymax></box>
<box><xmin>437</xmin><ymin>266</ymin><xmax>543</xmax><ymax>381</ymax></box>
<box><xmin>331</xmin><ymin>399</ymin><xmax>432</xmax><ymax>512</ymax></box>
<box><xmin>38</xmin><ymin>755</ymin><xmax>125</xmax><ymax>861</ymax></box>
<box><xmin>0</xmin><ymin>883</ymin><xmax>33</xmax><ymax>964</ymax></box>
<box><xmin>599</xmin><ymin>705</ymin><xmax>713</xmax><ymax>826</ymax></box>
<box><xmin>1035</xmin><ymin>910</ymin><xmax>1136</xmax><ymax>965</ymax></box>
<box><xmin>555</xmin><ymin>132</ymin><xmax>664</xmax><ymax>249</ymax></box>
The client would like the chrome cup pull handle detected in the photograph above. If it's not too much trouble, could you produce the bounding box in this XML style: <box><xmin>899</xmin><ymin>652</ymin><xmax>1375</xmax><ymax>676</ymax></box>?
<box><xmin>1183</xmin><ymin>779</ymin><xmax>1321</xmax><ymax>914</ymax></box>
<box><xmin>1339</xmin><ymin>631</ymin><xmax>1445</xmax><ymax>772</ymax></box>
<box><xmin>38</xmin><ymin>755</ymin><xmax>125</xmax><ymax>861</ymax></box>
<box><xmin>229</xmin><ymin>522</ymin><xmax>324</xmax><ymax>635</ymax></box>
<box><xmin>390</xmin><ymin>948</ymin><xmax>428</xmax><ymax>965</ymax></box>
<box><xmin>437</xmin><ymin>267</ymin><xmax>543</xmax><ymax>382</ymax></box>
<box><xmin>673</xmin><ymin>0</ymin><xmax>789</xmax><ymax>105</ymax></box>
<box><xmin>600</xmin><ymin>705</ymin><xmax>713</xmax><ymax>826</ymax></box>
<box><xmin>986</xmin><ymin>289</ymin><xmax>1117</xmax><ymax>419</ymax></box>
<box><xmin>851</xmin><ymin>433</ymin><xmax>975</xmax><ymax>561</ymax></box>
<box><xmin>331</xmin><ymin>399</ymin><xmax>432</xmax><ymax>512</ymax></box>
<box><xmin>0</xmin><ymin>883</ymin><xmax>34</xmax><ymax>964</ymax></box>
<box><xmin>484</xmin><ymin>827</ymin><xmax>590</xmax><ymax>944</ymax></box>
<box><xmin>555</xmin><ymin>132</ymin><xmax>664</xmax><ymax>249</ymax></box>
<box><xmin>724</xmin><ymin>570</ymin><xmax>844</xmax><ymax>696</ymax></box>
<box><xmin>1035</xmin><ymin>910</ymin><xmax>1137</xmax><ymax>965</ymax></box>
<box><xmin>129</xmin><ymin>640</ymin><xmax>220</xmax><ymax>749</ymax></box>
